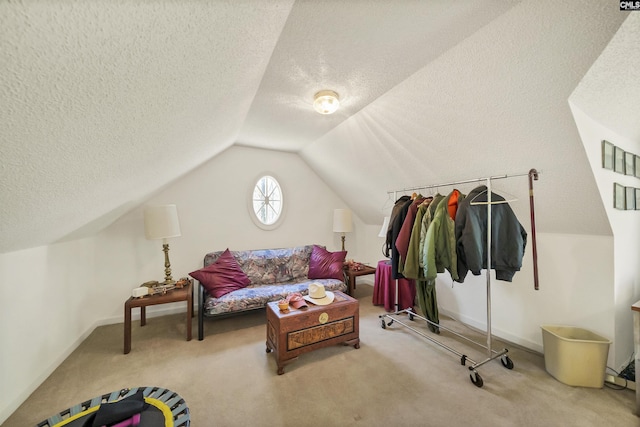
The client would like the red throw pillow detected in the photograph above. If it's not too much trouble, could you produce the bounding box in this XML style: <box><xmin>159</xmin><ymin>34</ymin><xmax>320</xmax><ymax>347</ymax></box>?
<box><xmin>308</xmin><ymin>245</ymin><xmax>347</xmax><ymax>281</ymax></box>
<box><xmin>189</xmin><ymin>249</ymin><xmax>250</xmax><ymax>298</ymax></box>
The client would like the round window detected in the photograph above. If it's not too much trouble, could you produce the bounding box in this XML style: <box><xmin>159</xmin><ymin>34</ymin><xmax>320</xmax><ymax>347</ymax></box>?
<box><xmin>250</xmin><ymin>175</ymin><xmax>284</xmax><ymax>229</ymax></box>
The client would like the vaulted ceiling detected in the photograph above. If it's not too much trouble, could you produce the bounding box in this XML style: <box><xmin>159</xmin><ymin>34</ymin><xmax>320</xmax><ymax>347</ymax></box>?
<box><xmin>0</xmin><ymin>1</ymin><xmax>636</xmax><ymax>254</ymax></box>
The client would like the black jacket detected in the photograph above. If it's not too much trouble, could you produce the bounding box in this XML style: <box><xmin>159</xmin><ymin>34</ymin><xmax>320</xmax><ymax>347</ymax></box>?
<box><xmin>386</xmin><ymin>196</ymin><xmax>412</xmax><ymax>279</ymax></box>
<box><xmin>455</xmin><ymin>185</ymin><xmax>527</xmax><ymax>282</ymax></box>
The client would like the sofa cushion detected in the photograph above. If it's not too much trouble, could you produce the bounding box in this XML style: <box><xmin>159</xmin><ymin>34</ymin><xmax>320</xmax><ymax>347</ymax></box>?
<box><xmin>204</xmin><ymin>245</ymin><xmax>314</xmax><ymax>286</ymax></box>
<box><xmin>203</xmin><ymin>278</ymin><xmax>347</xmax><ymax>316</ymax></box>
<box><xmin>308</xmin><ymin>245</ymin><xmax>347</xmax><ymax>281</ymax></box>
<box><xmin>190</xmin><ymin>249</ymin><xmax>250</xmax><ymax>298</ymax></box>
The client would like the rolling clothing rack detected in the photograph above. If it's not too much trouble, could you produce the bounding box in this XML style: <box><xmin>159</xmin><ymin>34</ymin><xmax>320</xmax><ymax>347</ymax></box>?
<box><xmin>380</xmin><ymin>170</ymin><xmax>539</xmax><ymax>388</ymax></box>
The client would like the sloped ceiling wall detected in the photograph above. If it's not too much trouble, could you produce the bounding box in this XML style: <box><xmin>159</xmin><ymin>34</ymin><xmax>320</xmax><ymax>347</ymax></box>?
<box><xmin>570</xmin><ymin>13</ymin><xmax>640</xmax><ymax>142</ymax></box>
<box><xmin>237</xmin><ymin>0</ymin><xmax>520</xmax><ymax>151</ymax></box>
<box><xmin>301</xmin><ymin>1</ymin><xmax>626</xmax><ymax>233</ymax></box>
<box><xmin>0</xmin><ymin>1</ymin><xmax>631</xmax><ymax>254</ymax></box>
<box><xmin>0</xmin><ymin>1</ymin><xmax>295</xmax><ymax>253</ymax></box>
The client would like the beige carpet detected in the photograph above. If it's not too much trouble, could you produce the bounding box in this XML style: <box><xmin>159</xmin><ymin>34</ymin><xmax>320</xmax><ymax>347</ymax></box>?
<box><xmin>4</xmin><ymin>285</ymin><xmax>637</xmax><ymax>427</ymax></box>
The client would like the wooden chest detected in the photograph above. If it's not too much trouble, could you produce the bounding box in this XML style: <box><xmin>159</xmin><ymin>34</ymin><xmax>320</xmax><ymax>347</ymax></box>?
<box><xmin>266</xmin><ymin>291</ymin><xmax>359</xmax><ymax>374</ymax></box>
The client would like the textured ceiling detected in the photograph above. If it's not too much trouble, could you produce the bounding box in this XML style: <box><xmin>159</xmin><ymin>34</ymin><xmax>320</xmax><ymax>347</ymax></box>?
<box><xmin>0</xmin><ymin>0</ymin><xmax>634</xmax><ymax>254</ymax></box>
<box><xmin>238</xmin><ymin>0</ymin><xmax>518</xmax><ymax>151</ymax></box>
<box><xmin>301</xmin><ymin>1</ymin><xmax>630</xmax><ymax>232</ymax></box>
<box><xmin>0</xmin><ymin>0</ymin><xmax>295</xmax><ymax>252</ymax></box>
<box><xmin>570</xmin><ymin>12</ymin><xmax>640</xmax><ymax>142</ymax></box>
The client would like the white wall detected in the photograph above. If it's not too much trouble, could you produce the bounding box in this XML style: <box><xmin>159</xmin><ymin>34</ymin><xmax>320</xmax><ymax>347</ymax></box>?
<box><xmin>0</xmin><ymin>239</ymin><xmax>106</xmax><ymax>425</ymax></box>
<box><xmin>572</xmin><ymin>103</ymin><xmax>640</xmax><ymax>370</ymax></box>
<box><xmin>0</xmin><ymin>145</ymin><xmax>365</xmax><ymax>424</ymax></box>
<box><xmin>92</xmin><ymin>145</ymin><xmax>368</xmax><ymax>322</ymax></box>
<box><xmin>361</xmin><ymin>202</ymin><xmax>616</xmax><ymax>365</ymax></box>
<box><xmin>353</xmin><ymin>223</ymin><xmax>386</xmax><ymax>269</ymax></box>
<box><xmin>436</xmin><ymin>233</ymin><xmax>614</xmax><ymax>355</ymax></box>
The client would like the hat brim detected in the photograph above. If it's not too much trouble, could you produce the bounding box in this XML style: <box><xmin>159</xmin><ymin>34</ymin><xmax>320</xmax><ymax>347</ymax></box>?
<box><xmin>303</xmin><ymin>291</ymin><xmax>334</xmax><ymax>305</ymax></box>
<box><xmin>290</xmin><ymin>299</ymin><xmax>308</xmax><ymax>309</ymax></box>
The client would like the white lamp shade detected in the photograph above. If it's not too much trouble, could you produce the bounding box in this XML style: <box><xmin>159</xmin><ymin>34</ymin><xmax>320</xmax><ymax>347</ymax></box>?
<box><xmin>333</xmin><ymin>209</ymin><xmax>352</xmax><ymax>233</ymax></box>
<box><xmin>378</xmin><ymin>216</ymin><xmax>390</xmax><ymax>238</ymax></box>
<box><xmin>144</xmin><ymin>205</ymin><xmax>182</xmax><ymax>240</ymax></box>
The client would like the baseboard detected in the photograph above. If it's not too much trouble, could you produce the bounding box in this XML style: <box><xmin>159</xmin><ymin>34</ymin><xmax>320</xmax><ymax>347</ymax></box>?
<box><xmin>605</xmin><ymin>374</ymin><xmax>636</xmax><ymax>391</ymax></box>
<box><xmin>438</xmin><ymin>308</ymin><xmax>543</xmax><ymax>354</ymax></box>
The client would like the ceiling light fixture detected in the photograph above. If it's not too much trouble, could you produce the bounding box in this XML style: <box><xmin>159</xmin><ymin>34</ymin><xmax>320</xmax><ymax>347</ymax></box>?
<box><xmin>313</xmin><ymin>90</ymin><xmax>340</xmax><ymax>114</ymax></box>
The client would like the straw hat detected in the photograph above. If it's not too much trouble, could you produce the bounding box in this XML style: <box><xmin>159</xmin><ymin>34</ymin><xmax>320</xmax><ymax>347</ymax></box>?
<box><xmin>303</xmin><ymin>282</ymin><xmax>335</xmax><ymax>305</ymax></box>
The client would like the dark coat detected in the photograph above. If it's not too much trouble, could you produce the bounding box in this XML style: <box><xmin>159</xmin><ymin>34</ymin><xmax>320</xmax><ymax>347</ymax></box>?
<box><xmin>387</xmin><ymin>196</ymin><xmax>412</xmax><ymax>279</ymax></box>
<box><xmin>455</xmin><ymin>185</ymin><xmax>527</xmax><ymax>282</ymax></box>
<box><xmin>384</xmin><ymin>195</ymin><xmax>411</xmax><ymax>257</ymax></box>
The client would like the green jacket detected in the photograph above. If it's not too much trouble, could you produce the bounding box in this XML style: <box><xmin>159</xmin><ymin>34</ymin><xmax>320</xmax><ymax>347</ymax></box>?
<box><xmin>422</xmin><ymin>189</ymin><xmax>465</xmax><ymax>281</ymax></box>
<box><xmin>419</xmin><ymin>194</ymin><xmax>444</xmax><ymax>277</ymax></box>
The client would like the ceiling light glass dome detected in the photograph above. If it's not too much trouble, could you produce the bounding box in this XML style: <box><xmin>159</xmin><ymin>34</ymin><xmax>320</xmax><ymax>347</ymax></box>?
<box><xmin>313</xmin><ymin>90</ymin><xmax>340</xmax><ymax>114</ymax></box>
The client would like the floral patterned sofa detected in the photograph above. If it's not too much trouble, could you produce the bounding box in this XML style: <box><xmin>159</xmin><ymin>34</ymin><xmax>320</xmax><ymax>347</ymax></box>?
<box><xmin>192</xmin><ymin>245</ymin><xmax>348</xmax><ymax>340</ymax></box>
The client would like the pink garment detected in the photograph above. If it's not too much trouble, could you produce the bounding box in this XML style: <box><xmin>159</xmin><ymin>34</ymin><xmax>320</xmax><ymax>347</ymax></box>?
<box><xmin>106</xmin><ymin>413</ymin><xmax>141</xmax><ymax>427</ymax></box>
<box><xmin>373</xmin><ymin>260</ymin><xmax>416</xmax><ymax>312</ymax></box>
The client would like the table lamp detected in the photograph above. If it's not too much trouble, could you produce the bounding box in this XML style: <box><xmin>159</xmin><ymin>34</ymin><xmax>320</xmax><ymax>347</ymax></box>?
<box><xmin>144</xmin><ymin>204</ymin><xmax>182</xmax><ymax>285</ymax></box>
<box><xmin>333</xmin><ymin>208</ymin><xmax>352</xmax><ymax>251</ymax></box>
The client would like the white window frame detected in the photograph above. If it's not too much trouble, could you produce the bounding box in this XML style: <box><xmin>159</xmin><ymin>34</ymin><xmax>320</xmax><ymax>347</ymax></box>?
<box><xmin>248</xmin><ymin>174</ymin><xmax>285</xmax><ymax>230</ymax></box>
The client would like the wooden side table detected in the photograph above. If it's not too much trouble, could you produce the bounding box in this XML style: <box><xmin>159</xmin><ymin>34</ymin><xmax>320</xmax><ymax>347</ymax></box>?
<box><xmin>345</xmin><ymin>264</ymin><xmax>376</xmax><ymax>295</ymax></box>
<box><xmin>124</xmin><ymin>279</ymin><xmax>193</xmax><ymax>354</ymax></box>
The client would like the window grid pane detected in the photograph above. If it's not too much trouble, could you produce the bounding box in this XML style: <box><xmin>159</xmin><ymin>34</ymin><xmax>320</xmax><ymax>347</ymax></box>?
<box><xmin>252</xmin><ymin>176</ymin><xmax>282</xmax><ymax>226</ymax></box>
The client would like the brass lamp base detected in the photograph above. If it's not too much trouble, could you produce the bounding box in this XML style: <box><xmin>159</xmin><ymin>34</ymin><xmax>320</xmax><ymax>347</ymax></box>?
<box><xmin>162</xmin><ymin>243</ymin><xmax>174</xmax><ymax>284</ymax></box>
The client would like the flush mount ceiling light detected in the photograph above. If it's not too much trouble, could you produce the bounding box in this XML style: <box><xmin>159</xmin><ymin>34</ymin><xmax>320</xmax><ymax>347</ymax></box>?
<box><xmin>313</xmin><ymin>90</ymin><xmax>340</xmax><ymax>114</ymax></box>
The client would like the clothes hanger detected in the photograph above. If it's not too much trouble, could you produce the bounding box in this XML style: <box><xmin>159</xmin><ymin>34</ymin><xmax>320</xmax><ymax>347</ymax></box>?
<box><xmin>469</xmin><ymin>187</ymin><xmax>518</xmax><ymax>205</ymax></box>
<box><xmin>419</xmin><ymin>195</ymin><xmax>433</xmax><ymax>207</ymax></box>
<box><xmin>381</xmin><ymin>193</ymin><xmax>393</xmax><ymax>213</ymax></box>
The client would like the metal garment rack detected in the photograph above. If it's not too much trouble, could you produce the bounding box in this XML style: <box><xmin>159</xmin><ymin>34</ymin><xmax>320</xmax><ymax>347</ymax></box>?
<box><xmin>380</xmin><ymin>170</ymin><xmax>537</xmax><ymax>388</ymax></box>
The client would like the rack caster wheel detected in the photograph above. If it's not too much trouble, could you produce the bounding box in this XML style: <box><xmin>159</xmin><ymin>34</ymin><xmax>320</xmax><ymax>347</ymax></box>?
<box><xmin>381</xmin><ymin>318</ymin><xmax>386</xmax><ymax>329</ymax></box>
<box><xmin>470</xmin><ymin>371</ymin><xmax>484</xmax><ymax>388</ymax></box>
<box><xmin>408</xmin><ymin>313</ymin><xmax>414</xmax><ymax>321</ymax></box>
<box><xmin>501</xmin><ymin>355</ymin><xmax>514</xmax><ymax>369</ymax></box>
